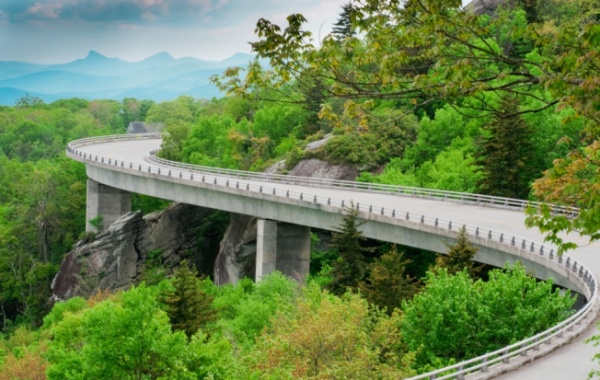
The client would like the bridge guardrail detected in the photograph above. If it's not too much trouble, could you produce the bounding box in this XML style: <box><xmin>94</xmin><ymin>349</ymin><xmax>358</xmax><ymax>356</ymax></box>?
<box><xmin>68</xmin><ymin>133</ymin><xmax>578</xmax><ymax>216</ymax></box>
<box><xmin>66</xmin><ymin>133</ymin><xmax>598</xmax><ymax>380</ymax></box>
<box><xmin>147</xmin><ymin>151</ymin><xmax>578</xmax><ymax>216</ymax></box>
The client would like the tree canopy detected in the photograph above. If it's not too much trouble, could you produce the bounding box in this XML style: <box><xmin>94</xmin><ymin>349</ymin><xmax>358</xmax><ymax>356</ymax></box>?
<box><xmin>214</xmin><ymin>0</ymin><xmax>600</xmax><ymax>252</ymax></box>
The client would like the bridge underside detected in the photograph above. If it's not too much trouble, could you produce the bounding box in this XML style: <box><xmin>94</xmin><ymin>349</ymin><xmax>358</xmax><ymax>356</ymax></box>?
<box><xmin>86</xmin><ymin>179</ymin><xmax>312</xmax><ymax>283</ymax></box>
<box><xmin>84</xmin><ymin>166</ymin><xmax>591</xmax><ymax>299</ymax></box>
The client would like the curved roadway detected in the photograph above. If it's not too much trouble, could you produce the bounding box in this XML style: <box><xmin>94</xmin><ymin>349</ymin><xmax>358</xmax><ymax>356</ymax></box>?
<box><xmin>69</xmin><ymin>136</ymin><xmax>600</xmax><ymax>379</ymax></box>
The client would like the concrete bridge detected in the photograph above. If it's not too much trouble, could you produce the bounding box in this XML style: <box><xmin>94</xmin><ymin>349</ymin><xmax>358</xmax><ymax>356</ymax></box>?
<box><xmin>67</xmin><ymin>133</ymin><xmax>600</xmax><ymax>380</ymax></box>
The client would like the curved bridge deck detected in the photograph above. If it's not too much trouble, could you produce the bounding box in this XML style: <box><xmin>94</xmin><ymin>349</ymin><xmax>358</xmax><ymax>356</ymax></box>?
<box><xmin>67</xmin><ymin>134</ymin><xmax>600</xmax><ymax>379</ymax></box>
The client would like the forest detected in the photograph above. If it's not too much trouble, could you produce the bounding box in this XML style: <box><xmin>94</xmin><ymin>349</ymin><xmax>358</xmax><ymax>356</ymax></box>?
<box><xmin>0</xmin><ymin>0</ymin><xmax>599</xmax><ymax>378</ymax></box>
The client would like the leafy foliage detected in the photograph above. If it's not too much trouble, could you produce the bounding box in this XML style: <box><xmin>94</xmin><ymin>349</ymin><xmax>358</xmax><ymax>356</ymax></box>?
<box><xmin>526</xmin><ymin>140</ymin><xmax>600</xmax><ymax>253</ymax></box>
<box><xmin>0</xmin><ymin>348</ymin><xmax>47</xmax><ymax>380</ymax></box>
<box><xmin>214</xmin><ymin>0</ymin><xmax>600</xmax><ymax>251</ymax></box>
<box><xmin>247</xmin><ymin>283</ymin><xmax>415</xmax><ymax>379</ymax></box>
<box><xmin>1</xmin><ymin>0</ymin><xmax>596</xmax><ymax>372</ymax></box>
<box><xmin>213</xmin><ymin>273</ymin><xmax>298</xmax><ymax>348</ymax></box>
<box><xmin>0</xmin><ymin>96</ymin><xmax>175</xmax><ymax>328</ymax></box>
<box><xmin>327</xmin><ymin>205</ymin><xmax>373</xmax><ymax>295</ymax></box>
<box><xmin>359</xmin><ymin>246</ymin><xmax>421</xmax><ymax>315</ymax></box>
<box><xmin>435</xmin><ymin>225</ymin><xmax>481</xmax><ymax>278</ymax></box>
<box><xmin>332</xmin><ymin>2</ymin><xmax>357</xmax><ymax>41</ymax></box>
<box><xmin>476</xmin><ymin>95</ymin><xmax>536</xmax><ymax>199</ymax></box>
<box><xmin>46</xmin><ymin>284</ymin><xmax>190</xmax><ymax>380</ymax></box>
<box><xmin>158</xmin><ymin>260</ymin><xmax>216</xmax><ymax>339</ymax></box>
<box><xmin>402</xmin><ymin>263</ymin><xmax>575</xmax><ymax>368</ymax></box>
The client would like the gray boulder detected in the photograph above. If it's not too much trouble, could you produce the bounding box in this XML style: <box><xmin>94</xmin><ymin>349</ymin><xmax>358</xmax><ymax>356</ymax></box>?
<box><xmin>51</xmin><ymin>203</ymin><xmax>214</xmax><ymax>301</ymax></box>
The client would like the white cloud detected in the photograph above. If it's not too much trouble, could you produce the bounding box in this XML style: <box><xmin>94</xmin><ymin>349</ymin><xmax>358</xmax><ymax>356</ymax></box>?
<box><xmin>24</xmin><ymin>1</ymin><xmax>65</xmax><ymax>19</ymax></box>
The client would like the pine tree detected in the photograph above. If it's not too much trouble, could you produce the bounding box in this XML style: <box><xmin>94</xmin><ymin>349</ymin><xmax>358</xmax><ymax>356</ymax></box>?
<box><xmin>435</xmin><ymin>225</ymin><xmax>480</xmax><ymax>278</ymax></box>
<box><xmin>159</xmin><ymin>260</ymin><xmax>215</xmax><ymax>339</ymax></box>
<box><xmin>332</xmin><ymin>2</ymin><xmax>356</xmax><ymax>42</ymax></box>
<box><xmin>327</xmin><ymin>204</ymin><xmax>372</xmax><ymax>295</ymax></box>
<box><xmin>360</xmin><ymin>246</ymin><xmax>421</xmax><ymax>315</ymax></box>
<box><xmin>476</xmin><ymin>95</ymin><xmax>536</xmax><ymax>199</ymax></box>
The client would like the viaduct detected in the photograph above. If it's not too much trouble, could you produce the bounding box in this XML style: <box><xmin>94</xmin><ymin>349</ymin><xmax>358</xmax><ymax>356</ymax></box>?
<box><xmin>67</xmin><ymin>133</ymin><xmax>600</xmax><ymax>380</ymax></box>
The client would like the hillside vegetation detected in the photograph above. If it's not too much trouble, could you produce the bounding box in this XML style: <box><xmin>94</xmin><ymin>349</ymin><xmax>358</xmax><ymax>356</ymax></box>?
<box><xmin>0</xmin><ymin>0</ymin><xmax>599</xmax><ymax>377</ymax></box>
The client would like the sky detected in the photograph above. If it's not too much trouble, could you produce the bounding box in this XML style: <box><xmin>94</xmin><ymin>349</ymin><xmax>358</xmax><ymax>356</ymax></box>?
<box><xmin>0</xmin><ymin>0</ymin><xmax>355</xmax><ymax>64</ymax></box>
<box><xmin>0</xmin><ymin>0</ymin><xmax>473</xmax><ymax>65</ymax></box>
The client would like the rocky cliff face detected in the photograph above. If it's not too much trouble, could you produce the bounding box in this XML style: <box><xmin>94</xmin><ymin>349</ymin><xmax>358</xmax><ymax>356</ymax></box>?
<box><xmin>212</xmin><ymin>157</ymin><xmax>358</xmax><ymax>285</ymax></box>
<box><xmin>288</xmin><ymin>158</ymin><xmax>359</xmax><ymax>181</ymax></box>
<box><xmin>213</xmin><ymin>214</ymin><xmax>257</xmax><ymax>285</ymax></box>
<box><xmin>51</xmin><ymin>203</ymin><xmax>216</xmax><ymax>301</ymax></box>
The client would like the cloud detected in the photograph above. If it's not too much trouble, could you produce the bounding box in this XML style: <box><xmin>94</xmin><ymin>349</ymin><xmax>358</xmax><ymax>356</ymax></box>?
<box><xmin>0</xmin><ymin>0</ymin><xmax>347</xmax><ymax>30</ymax></box>
<box><xmin>24</xmin><ymin>2</ymin><xmax>65</xmax><ymax>19</ymax></box>
<box><xmin>0</xmin><ymin>0</ymin><xmax>235</xmax><ymax>26</ymax></box>
<box><xmin>0</xmin><ymin>0</ymin><xmax>349</xmax><ymax>63</ymax></box>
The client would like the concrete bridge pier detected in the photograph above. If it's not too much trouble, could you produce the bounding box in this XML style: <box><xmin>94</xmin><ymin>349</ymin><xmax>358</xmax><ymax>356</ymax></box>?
<box><xmin>255</xmin><ymin>219</ymin><xmax>311</xmax><ymax>282</ymax></box>
<box><xmin>86</xmin><ymin>179</ymin><xmax>131</xmax><ymax>233</ymax></box>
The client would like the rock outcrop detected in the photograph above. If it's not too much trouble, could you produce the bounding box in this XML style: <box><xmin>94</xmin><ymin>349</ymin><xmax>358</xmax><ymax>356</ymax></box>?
<box><xmin>212</xmin><ymin>157</ymin><xmax>357</xmax><ymax>285</ymax></box>
<box><xmin>51</xmin><ymin>203</ymin><xmax>216</xmax><ymax>301</ymax></box>
<box><xmin>466</xmin><ymin>0</ymin><xmax>509</xmax><ymax>15</ymax></box>
<box><xmin>213</xmin><ymin>214</ymin><xmax>257</xmax><ymax>285</ymax></box>
<box><xmin>288</xmin><ymin>158</ymin><xmax>359</xmax><ymax>181</ymax></box>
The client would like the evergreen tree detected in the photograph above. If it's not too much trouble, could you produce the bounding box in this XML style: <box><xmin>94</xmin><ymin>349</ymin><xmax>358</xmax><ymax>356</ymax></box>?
<box><xmin>332</xmin><ymin>2</ymin><xmax>356</xmax><ymax>41</ymax></box>
<box><xmin>435</xmin><ymin>225</ymin><xmax>481</xmax><ymax>278</ymax></box>
<box><xmin>327</xmin><ymin>204</ymin><xmax>372</xmax><ymax>295</ymax></box>
<box><xmin>159</xmin><ymin>260</ymin><xmax>215</xmax><ymax>339</ymax></box>
<box><xmin>476</xmin><ymin>95</ymin><xmax>536</xmax><ymax>199</ymax></box>
<box><xmin>360</xmin><ymin>246</ymin><xmax>420</xmax><ymax>315</ymax></box>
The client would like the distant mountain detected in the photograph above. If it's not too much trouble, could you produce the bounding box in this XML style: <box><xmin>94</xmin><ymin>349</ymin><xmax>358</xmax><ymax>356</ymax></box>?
<box><xmin>0</xmin><ymin>51</ymin><xmax>258</xmax><ymax>105</ymax></box>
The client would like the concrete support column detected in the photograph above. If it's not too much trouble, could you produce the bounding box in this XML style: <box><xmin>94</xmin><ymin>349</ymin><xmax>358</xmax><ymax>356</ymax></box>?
<box><xmin>86</xmin><ymin>179</ymin><xmax>131</xmax><ymax>234</ymax></box>
<box><xmin>276</xmin><ymin>223</ymin><xmax>311</xmax><ymax>281</ymax></box>
<box><xmin>255</xmin><ymin>219</ymin><xmax>311</xmax><ymax>282</ymax></box>
<box><xmin>256</xmin><ymin>219</ymin><xmax>278</xmax><ymax>280</ymax></box>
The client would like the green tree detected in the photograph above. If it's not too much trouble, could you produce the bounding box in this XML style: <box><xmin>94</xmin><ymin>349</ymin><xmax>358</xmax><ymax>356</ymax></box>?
<box><xmin>181</xmin><ymin>114</ymin><xmax>238</xmax><ymax>168</ymax></box>
<box><xmin>402</xmin><ymin>263</ymin><xmax>575</xmax><ymax>367</ymax></box>
<box><xmin>252</xmin><ymin>104</ymin><xmax>308</xmax><ymax>154</ymax></box>
<box><xmin>120</xmin><ymin>98</ymin><xmax>155</xmax><ymax>128</ymax></box>
<box><xmin>359</xmin><ymin>246</ymin><xmax>420</xmax><ymax>315</ymax></box>
<box><xmin>478</xmin><ymin>263</ymin><xmax>575</xmax><ymax>349</ymax></box>
<box><xmin>359</xmin><ymin>136</ymin><xmax>483</xmax><ymax>193</ymax></box>
<box><xmin>46</xmin><ymin>284</ymin><xmax>189</xmax><ymax>380</ymax></box>
<box><xmin>327</xmin><ymin>205</ymin><xmax>372</xmax><ymax>295</ymax></box>
<box><xmin>213</xmin><ymin>273</ymin><xmax>298</xmax><ymax>348</ymax></box>
<box><xmin>332</xmin><ymin>2</ymin><xmax>357</xmax><ymax>41</ymax></box>
<box><xmin>435</xmin><ymin>225</ymin><xmax>481</xmax><ymax>278</ymax></box>
<box><xmin>526</xmin><ymin>139</ymin><xmax>600</xmax><ymax>254</ymax></box>
<box><xmin>184</xmin><ymin>332</ymin><xmax>239</xmax><ymax>380</ymax></box>
<box><xmin>146</xmin><ymin>96</ymin><xmax>195</xmax><ymax>126</ymax></box>
<box><xmin>476</xmin><ymin>95</ymin><xmax>536</xmax><ymax>199</ymax></box>
<box><xmin>247</xmin><ymin>283</ymin><xmax>415</xmax><ymax>379</ymax></box>
<box><xmin>159</xmin><ymin>260</ymin><xmax>216</xmax><ymax>339</ymax></box>
<box><xmin>214</xmin><ymin>0</ymin><xmax>600</xmax><ymax>251</ymax></box>
<box><xmin>15</xmin><ymin>95</ymin><xmax>45</xmax><ymax>108</ymax></box>
<box><xmin>403</xmin><ymin>105</ymin><xmax>480</xmax><ymax>168</ymax></box>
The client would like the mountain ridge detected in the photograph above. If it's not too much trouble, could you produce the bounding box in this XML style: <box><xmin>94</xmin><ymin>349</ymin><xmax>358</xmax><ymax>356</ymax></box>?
<box><xmin>0</xmin><ymin>50</ymin><xmax>256</xmax><ymax>105</ymax></box>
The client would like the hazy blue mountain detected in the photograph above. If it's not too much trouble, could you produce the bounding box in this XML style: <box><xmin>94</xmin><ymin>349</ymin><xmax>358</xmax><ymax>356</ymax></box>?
<box><xmin>0</xmin><ymin>70</ymin><xmax>125</xmax><ymax>93</ymax></box>
<box><xmin>47</xmin><ymin>50</ymin><xmax>131</xmax><ymax>76</ymax></box>
<box><xmin>0</xmin><ymin>51</ymin><xmax>257</xmax><ymax>105</ymax></box>
<box><xmin>0</xmin><ymin>87</ymin><xmax>60</xmax><ymax>105</ymax></box>
<box><xmin>0</xmin><ymin>61</ymin><xmax>46</xmax><ymax>80</ymax></box>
